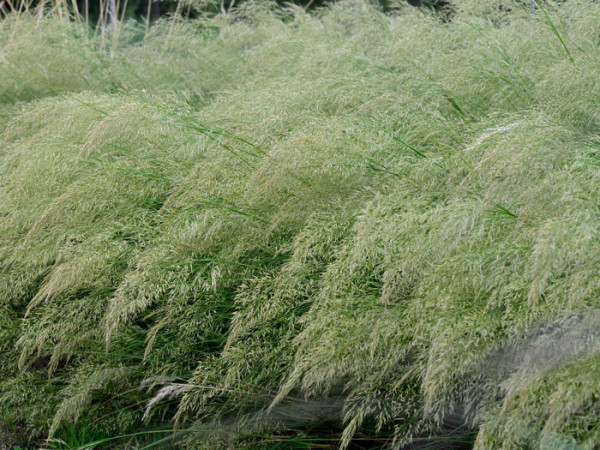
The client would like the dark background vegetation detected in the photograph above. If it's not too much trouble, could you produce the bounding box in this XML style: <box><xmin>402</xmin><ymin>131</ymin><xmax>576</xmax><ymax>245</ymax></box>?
<box><xmin>1</xmin><ymin>0</ymin><xmax>450</xmax><ymax>24</ymax></box>
<box><xmin>79</xmin><ymin>0</ymin><xmax>449</xmax><ymax>20</ymax></box>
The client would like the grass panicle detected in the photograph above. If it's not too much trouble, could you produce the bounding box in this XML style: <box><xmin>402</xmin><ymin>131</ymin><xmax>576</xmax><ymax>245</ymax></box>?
<box><xmin>2</xmin><ymin>0</ymin><xmax>600</xmax><ymax>448</ymax></box>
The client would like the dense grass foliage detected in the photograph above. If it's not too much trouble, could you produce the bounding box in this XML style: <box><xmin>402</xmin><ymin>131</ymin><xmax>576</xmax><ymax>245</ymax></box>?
<box><xmin>1</xmin><ymin>0</ymin><xmax>600</xmax><ymax>447</ymax></box>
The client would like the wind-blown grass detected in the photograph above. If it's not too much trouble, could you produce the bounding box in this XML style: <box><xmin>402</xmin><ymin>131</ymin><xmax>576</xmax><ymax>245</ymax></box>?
<box><xmin>1</xmin><ymin>0</ymin><xmax>600</xmax><ymax>447</ymax></box>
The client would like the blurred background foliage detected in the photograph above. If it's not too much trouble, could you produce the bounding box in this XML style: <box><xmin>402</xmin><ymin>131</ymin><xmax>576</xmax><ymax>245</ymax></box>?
<box><xmin>0</xmin><ymin>0</ymin><xmax>450</xmax><ymax>24</ymax></box>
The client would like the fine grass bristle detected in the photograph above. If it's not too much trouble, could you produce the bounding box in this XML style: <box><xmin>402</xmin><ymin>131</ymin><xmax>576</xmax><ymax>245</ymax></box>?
<box><xmin>1</xmin><ymin>0</ymin><xmax>600</xmax><ymax>448</ymax></box>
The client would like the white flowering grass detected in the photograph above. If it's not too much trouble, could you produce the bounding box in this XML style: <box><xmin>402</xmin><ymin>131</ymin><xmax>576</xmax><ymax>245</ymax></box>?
<box><xmin>1</xmin><ymin>0</ymin><xmax>600</xmax><ymax>447</ymax></box>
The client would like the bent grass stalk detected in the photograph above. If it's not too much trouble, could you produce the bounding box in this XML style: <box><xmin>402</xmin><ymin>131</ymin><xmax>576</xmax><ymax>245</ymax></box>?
<box><xmin>2</xmin><ymin>1</ymin><xmax>600</xmax><ymax>449</ymax></box>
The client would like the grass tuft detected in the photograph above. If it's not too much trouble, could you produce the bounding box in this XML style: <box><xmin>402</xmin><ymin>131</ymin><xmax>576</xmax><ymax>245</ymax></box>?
<box><xmin>2</xmin><ymin>0</ymin><xmax>600</xmax><ymax>447</ymax></box>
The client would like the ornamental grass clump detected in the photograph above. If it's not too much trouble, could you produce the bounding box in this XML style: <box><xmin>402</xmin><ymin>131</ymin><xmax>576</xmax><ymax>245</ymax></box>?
<box><xmin>1</xmin><ymin>0</ymin><xmax>600</xmax><ymax>447</ymax></box>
